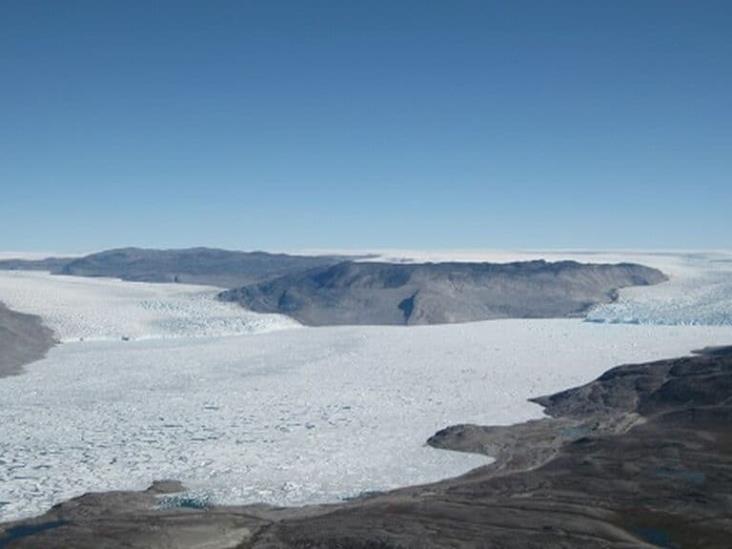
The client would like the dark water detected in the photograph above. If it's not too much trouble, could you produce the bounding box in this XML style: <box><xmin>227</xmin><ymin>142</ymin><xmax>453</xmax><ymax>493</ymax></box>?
<box><xmin>0</xmin><ymin>520</ymin><xmax>67</xmax><ymax>548</ymax></box>
<box><xmin>634</xmin><ymin>527</ymin><xmax>679</xmax><ymax>548</ymax></box>
<box><xmin>654</xmin><ymin>466</ymin><xmax>706</xmax><ymax>485</ymax></box>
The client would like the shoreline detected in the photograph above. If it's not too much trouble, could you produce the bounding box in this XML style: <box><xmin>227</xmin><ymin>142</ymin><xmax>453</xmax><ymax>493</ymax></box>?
<box><xmin>0</xmin><ymin>302</ymin><xmax>55</xmax><ymax>378</ymax></box>
<box><xmin>2</xmin><ymin>346</ymin><xmax>730</xmax><ymax>547</ymax></box>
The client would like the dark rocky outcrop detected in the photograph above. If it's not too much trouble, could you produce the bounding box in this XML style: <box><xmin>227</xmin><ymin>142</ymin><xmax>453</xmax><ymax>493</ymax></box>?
<box><xmin>3</xmin><ymin>346</ymin><xmax>730</xmax><ymax>548</ymax></box>
<box><xmin>220</xmin><ymin>260</ymin><xmax>668</xmax><ymax>325</ymax></box>
<box><xmin>0</xmin><ymin>302</ymin><xmax>55</xmax><ymax>378</ymax></box>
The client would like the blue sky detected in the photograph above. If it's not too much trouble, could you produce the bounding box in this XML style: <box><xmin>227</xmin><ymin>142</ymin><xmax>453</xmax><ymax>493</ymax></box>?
<box><xmin>1</xmin><ymin>1</ymin><xmax>730</xmax><ymax>252</ymax></box>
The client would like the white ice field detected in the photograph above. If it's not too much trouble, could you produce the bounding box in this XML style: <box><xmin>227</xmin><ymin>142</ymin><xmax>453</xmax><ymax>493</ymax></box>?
<box><xmin>1</xmin><ymin>252</ymin><xmax>731</xmax><ymax>521</ymax></box>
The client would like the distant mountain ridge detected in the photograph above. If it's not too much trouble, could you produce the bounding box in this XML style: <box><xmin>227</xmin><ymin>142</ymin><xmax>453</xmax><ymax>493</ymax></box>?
<box><xmin>219</xmin><ymin>260</ymin><xmax>668</xmax><ymax>325</ymax></box>
<box><xmin>0</xmin><ymin>247</ymin><xmax>352</xmax><ymax>288</ymax></box>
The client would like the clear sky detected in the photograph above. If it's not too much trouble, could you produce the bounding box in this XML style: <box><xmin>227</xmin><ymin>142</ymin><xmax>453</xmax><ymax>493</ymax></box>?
<box><xmin>1</xmin><ymin>1</ymin><xmax>730</xmax><ymax>253</ymax></box>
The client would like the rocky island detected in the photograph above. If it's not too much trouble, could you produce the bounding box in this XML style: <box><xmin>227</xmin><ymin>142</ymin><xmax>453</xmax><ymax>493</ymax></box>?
<box><xmin>220</xmin><ymin>259</ymin><xmax>667</xmax><ymax>325</ymax></box>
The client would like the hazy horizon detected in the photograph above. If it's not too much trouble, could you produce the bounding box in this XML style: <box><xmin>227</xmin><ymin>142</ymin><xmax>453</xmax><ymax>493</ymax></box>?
<box><xmin>2</xmin><ymin>246</ymin><xmax>732</xmax><ymax>264</ymax></box>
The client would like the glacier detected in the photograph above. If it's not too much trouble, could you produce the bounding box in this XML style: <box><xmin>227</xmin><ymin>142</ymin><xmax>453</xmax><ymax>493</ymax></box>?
<box><xmin>1</xmin><ymin>263</ymin><xmax>731</xmax><ymax>521</ymax></box>
<box><xmin>586</xmin><ymin>253</ymin><xmax>732</xmax><ymax>326</ymax></box>
<box><xmin>0</xmin><ymin>271</ymin><xmax>300</xmax><ymax>342</ymax></box>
